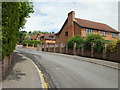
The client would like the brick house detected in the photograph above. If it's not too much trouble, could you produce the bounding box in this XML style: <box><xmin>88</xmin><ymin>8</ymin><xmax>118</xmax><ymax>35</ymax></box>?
<box><xmin>55</xmin><ymin>11</ymin><xmax>119</xmax><ymax>44</ymax></box>
<box><xmin>37</xmin><ymin>33</ymin><xmax>56</xmax><ymax>45</ymax></box>
<box><xmin>30</xmin><ymin>35</ymin><xmax>38</xmax><ymax>40</ymax></box>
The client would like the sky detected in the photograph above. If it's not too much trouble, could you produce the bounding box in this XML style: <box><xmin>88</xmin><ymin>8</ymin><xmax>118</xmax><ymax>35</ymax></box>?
<box><xmin>22</xmin><ymin>0</ymin><xmax>119</xmax><ymax>33</ymax></box>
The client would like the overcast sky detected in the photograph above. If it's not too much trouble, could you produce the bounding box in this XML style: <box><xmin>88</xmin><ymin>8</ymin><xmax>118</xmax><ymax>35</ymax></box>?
<box><xmin>22</xmin><ymin>0</ymin><xmax>119</xmax><ymax>33</ymax></box>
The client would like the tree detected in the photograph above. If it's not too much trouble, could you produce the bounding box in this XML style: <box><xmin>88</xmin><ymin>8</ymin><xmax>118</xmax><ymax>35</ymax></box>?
<box><xmin>68</xmin><ymin>35</ymin><xmax>84</xmax><ymax>49</ymax></box>
<box><xmin>84</xmin><ymin>33</ymin><xmax>106</xmax><ymax>52</ymax></box>
<box><xmin>32</xmin><ymin>30</ymin><xmax>41</xmax><ymax>35</ymax></box>
<box><xmin>18</xmin><ymin>31</ymin><xmax>27</xmax><ymax>43</ymax></box>
<box><xmin>2</xmin><ymin>2</ymin><xmax>34</xmax><ymax>59</ymax></box>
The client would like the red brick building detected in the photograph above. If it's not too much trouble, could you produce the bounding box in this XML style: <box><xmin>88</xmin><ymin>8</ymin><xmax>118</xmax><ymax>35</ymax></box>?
<box><xmin>55</xmin><ymin>11</ymin><xmax>119</xmax><ymax>44</ymax></box>
<box><xmin>37</xmin><ymin>33</ymin><xmax>56</xmax><ymax>45</ymax></box>
<box><xmin>30</xmin><ymin>35</ymin><xmax>38</xmax><ymax>40</ymax></box>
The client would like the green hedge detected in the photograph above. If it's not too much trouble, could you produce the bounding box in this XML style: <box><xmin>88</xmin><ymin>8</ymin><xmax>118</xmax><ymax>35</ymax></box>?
<box><xmin>84</xmin><ymin>33</ymin><xmax>106</xmax><ymax>52</ymax></box>
<box><xmin>106</xmin><ymin>39</ymin><xmax>120</xmax><ymax>53</ymax></box>
<box><xmin>68</xmin><ymin>35</ymin><xmax>84</xmax><ymax>49</ymax></box>
<box><xmin>2</xmin><ymin>2</ymin><xmax>34</xmax><ymax>60</ymax></box>
<box><xmin>22</xmin><ymin>40</ymin><xmax>41</xmax><ymax>47</ymax></box>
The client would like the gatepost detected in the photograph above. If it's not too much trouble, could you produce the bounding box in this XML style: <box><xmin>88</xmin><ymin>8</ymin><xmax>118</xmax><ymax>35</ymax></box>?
<box><xmin>103</xmin><ymin>43</ymin><xmax>107</xmax><ymax>59</ymax></box>
<box><xmin>81</xmin><ymin>44</ymin><xmax>84</xmax><ymax>56</ymax></box>
<box><xmin>91</xmin><ymin>43</ymin><xmax>95</xmax><ymax>57</ymax></box>
<box><xmin>73</xmin><ymin>43</ymin><xmax>76</xmax><ymax>55</ymax></box>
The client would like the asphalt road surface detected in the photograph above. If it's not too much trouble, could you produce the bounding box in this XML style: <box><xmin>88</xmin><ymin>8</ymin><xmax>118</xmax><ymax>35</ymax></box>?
<box><xmin>16</xmin><ymin>47</ymin><xmax>118</xmax><ymax>88</ymax></box>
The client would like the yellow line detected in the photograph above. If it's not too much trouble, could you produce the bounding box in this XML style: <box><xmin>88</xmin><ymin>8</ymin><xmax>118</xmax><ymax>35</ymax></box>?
<box><xmin>28</xmin><ymin>58</ymin><xmax>49</xmax><ymax>89</ymax></box>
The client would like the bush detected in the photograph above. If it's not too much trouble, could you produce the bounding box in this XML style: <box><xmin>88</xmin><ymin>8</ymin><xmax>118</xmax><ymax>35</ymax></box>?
<box><xmin>84</xmin><ymin>33</ymin><xmax>106</xmax><ymax>52</ymax></box>
<box><xmin>107</xmin><ymin>39</ymin><xmax>120</xmax><ymax>53</ymax></box>
<box><xmin>22</xmin><ymin>40</ymin><xmax>41</xmax><ymax>47</ymax></box>
<box><xmin>68</xmin><ymin>35</ymin><xmax>84</xmax><ymax>49</ymax></box>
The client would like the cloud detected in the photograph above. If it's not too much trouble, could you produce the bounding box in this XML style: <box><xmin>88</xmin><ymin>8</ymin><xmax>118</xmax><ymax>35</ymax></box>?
<box><xmin>23</xmin><ymin>1</ymin><xmax>119</xmax><ymax>33</ymax></box>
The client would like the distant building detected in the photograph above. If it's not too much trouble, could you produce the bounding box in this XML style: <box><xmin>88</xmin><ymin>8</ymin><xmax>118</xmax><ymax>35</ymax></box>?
<box><xmin>30</xmin><ymin>35</ymin><xmax>38</xmax><ymax>40</ymax></box>
<box><xmin>55</xmin><ymin>11</ymin><xmax>119</xmax><ymax>44</ymax></box>
<box><xmin>36</xmin><ymin>33</ymin><xmax>56</xmax><ymax>45</ymax></box>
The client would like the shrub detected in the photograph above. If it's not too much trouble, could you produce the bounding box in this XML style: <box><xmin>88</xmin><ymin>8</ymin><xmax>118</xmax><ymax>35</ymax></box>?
<box><xmin>84</xmin><ymin>33</ymin><xmax>106</xmax><ymax>52</ymax></box>
<box><xmin>68</xmin><ymin>35</ymin><xmax>84</xmax><ymax>49</ymax></box>
<box><xmin>22</xmin><ymin>40</ymin><xmax>41</xmax><ymax>47</ymax></box>
<box><xmin>107</xmin><ymin>39</ymin><xmax>120</xmax><ymax>53</ymax></box>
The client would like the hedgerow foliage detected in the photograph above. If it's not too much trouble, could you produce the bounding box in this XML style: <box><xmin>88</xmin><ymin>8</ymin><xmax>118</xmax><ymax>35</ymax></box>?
<box><xmin>106</xmin><ymin>39</ymin><xmax>120</xmax><ymax>53</ymax></box>
<box><xmin>2</xmin><ymin>2</ymin><xmax>34</xmax><ymax>60</ymax></box>
<box><xmin>68</xmin><ymin>35</ymin><xmax>84</xmax><ymax>49</ymax></box>
<box><xmin>22</xmin><ymin>40</ymin><xmax>41</xmax><ymax>47</ymax></box>
<box><xmin>84</xmin><ymin>33</ymin><xmax>106</xmax><ymax>52</ymax></box>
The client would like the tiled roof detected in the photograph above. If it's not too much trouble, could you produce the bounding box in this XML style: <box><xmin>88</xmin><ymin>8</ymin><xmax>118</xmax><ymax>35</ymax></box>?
<box><xmin>30</xmin><ymin>35</ymin><xmax>37</xmax><ymax>39</ymax></box>
<box><xmin>41</xmin><ymin>33</ymin><xmax>56</xmax><ymax>40</ymax></box>
<box><xmin>75</xmin><ymin>18</ymin><xmax>119</xmax><ymax>33</ymax></box>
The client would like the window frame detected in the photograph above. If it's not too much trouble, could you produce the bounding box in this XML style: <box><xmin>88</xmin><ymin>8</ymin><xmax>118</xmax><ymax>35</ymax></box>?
<box><xmin>102</xmin><ymin>31</ymin><xmax>106</xmax><ymax>37</ymax></box>
<box><xmin>65</xmin><ymin>31</ymin><xmax>68</xmax><ymax>36</ymax></box>
<box><xmin>86</xmin><ymin>29</ymin><xmax>92</xmax><ymax>34</ymax></box>
<box><xmin>111</xmin><ymin>33</ymin><xmax>116</xmax><ymax>38</ymax></box>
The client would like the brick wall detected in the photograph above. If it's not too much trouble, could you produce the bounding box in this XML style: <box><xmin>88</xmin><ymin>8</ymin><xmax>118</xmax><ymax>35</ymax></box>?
<box><xmin>42</xmin><ymin>43</ymin><xmax>119</xmax><ymax>62</ymax></box>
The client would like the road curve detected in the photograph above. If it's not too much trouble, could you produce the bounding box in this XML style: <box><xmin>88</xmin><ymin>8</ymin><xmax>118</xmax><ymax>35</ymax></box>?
<box><xmin>16</xmin><ymin>48</ymin><xmax>118</xmax><ymax>88</ymax></box>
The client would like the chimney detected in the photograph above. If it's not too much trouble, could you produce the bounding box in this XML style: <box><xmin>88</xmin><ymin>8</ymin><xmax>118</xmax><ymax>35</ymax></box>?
<box><xmin>68</xmin><ymin>11</ymin><xmax>75</xmax><ymax>37</ymax></box>
<box><xmin>68</xmin><ymin>11</ymin><xmax>75</xmax><ymax>21</ymax></box>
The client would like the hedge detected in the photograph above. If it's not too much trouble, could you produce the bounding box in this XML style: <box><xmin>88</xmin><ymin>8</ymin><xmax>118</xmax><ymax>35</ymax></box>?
<box><xmin>68</xmin><ymin>35</ymin><xmax>84</xmax><ymax>49</ymax></box>
<box><xmin>2</xmin><ymin>2</ymin><xmax>34</xmax><ymax>60</ymax></box>
<box><xmin>84</xmin><ymin>33</ymin><xmax>106</xmax><ymax>52</ymax></box>
<box><xmin>22</xmin><ymin>40</ymin><xmax>41</xmax><ymax>47</ymax></box>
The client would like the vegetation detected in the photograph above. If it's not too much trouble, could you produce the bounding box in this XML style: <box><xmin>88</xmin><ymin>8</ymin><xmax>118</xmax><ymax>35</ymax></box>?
<box><xmin>2</xmin><ymin>2</ymin><xmax>34</xmax><ymax>60</ymax></box>
<box><xmin>84</xmin><ymin>33</ymin><xmax>106</xmax><ymax>52</ymax></box>
<box><xmin>18</xmin><ymin>31</ymin><xmax>27</xmax><ymax>43</ymax></box>
<box><xmin>28</xmin><ymin>30</ymin><xmax>54</xmax><ymax>35</ymax></box>
<box><xmin>22</xmin><ymin>40</ymin><xmax>41</xmax><ymax>47</ymax></box>
<box><xmin>106</xmin><ymin>39</ymin><xmax>120</xmax><ymax>53</ymax></box>
<box><xmin>68</xmin><ymin>35</ymin><xmax>84</xmax><ymax>49</ymax></box>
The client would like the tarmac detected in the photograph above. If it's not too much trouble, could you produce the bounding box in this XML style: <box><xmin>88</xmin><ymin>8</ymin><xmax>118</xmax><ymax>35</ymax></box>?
<box><xmin>1</xmin><ymin>51</ymin><xmax>45</xmax><ymax>89</ymax></box>
<box><xmin>43</xmin><ymin>51</ymin><xmax>119</xmax><ymax>70</ymax></box>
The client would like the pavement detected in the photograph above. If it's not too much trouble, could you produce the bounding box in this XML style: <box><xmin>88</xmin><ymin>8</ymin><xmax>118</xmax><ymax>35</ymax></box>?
<box><xmin>16</xmin><ymin>47</ymin><xmax>119</xmax><ymax>88</ymax></box>
<box><xmin>1</xmin><ymin>51</ymin><xmax>45</xmax><ymax>88</ymax></box>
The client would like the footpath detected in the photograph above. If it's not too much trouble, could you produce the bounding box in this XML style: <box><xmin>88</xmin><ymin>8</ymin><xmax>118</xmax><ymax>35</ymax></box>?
<box><xmin>1</xmin><ymin>51</ymin><xmax>45</xmax><ymax>88</ymax></box>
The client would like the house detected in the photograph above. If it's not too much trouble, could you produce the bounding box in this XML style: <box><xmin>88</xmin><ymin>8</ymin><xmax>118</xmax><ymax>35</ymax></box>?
<box><xmin>30</xmin><ymin>35</ymin><xmax>37</xmax><ymax>40</ymax></box>
<box><xmin>30</xmin><ymin>34</ymin><xmax>44</xmax><ymax>40</ymax></box>
<box><xmin>37</xmin><ymin>33</ymin><xmax>56</xmax><ymax>45</ymax></box>
<box><xmin>55</xmin><ymin>11</ymin><xmax>119</xmax><ymax>44</ymax></box>
<box><xmin>36</xmin><ymin>33</ymin><xmax>45</xmax><ymax>40</ymax></box>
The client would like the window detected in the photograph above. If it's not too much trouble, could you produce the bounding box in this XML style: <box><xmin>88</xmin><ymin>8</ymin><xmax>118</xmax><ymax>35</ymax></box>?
<box><xmin>111</xmin><ymin>33</ymin><xmax>116</xmax><ymax>38</ymax></box>
<box><xmin>49</xmin><ymin>35</ymin><xmax>54</xmax><ymax>38</ymax></box>
<box><xmin>65</xmin><ymin>31</ymin><xmax>68</xmax><ymax>36</ymax></box>
<box><xmin>102</xmin><ymin>31</ymin><xmax>106</xmax><ymax>37</ymax></box>
<box><xmin>86</xmin><ymin>29</ymin><xmax>92</xmax><ymax>34</ymax></box>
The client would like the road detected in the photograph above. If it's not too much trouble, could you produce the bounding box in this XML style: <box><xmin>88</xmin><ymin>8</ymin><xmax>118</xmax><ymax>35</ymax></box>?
<box><xmin>16</xmin><ymin>47</ymin><xmax>118</xmax><ymax>88</ymax></box>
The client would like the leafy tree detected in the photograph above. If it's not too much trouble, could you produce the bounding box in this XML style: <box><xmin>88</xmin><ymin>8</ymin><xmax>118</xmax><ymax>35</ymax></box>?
<box><xmin>85</xmin><ymin>33</ymin><xmax>106</xmax><ymax>52</ymax></box>
<box><xmin>68</xmin><ymin>35</ymin><xmax>84</xmax><ymax>49</ymax></box>
<box><xmin>32</xmin><ymin>30</ymin><xmax>41</xmax><ymax>35</ymax></box>
<box><xmin>2</xmin><ymin>2</ymin><xmax>34</xmax><ymax>59</ymax></box>
<box><xmin>24</xmin><ymin>34</ymin><xmax>30</xmax><ymax>40</ymax></box>
<box><xmin>107</xmin><ymin>39</ymin><xmax>120</xmax><ymax>53</ymax></box>
<box><xmin>18</xmin><ymin>31</ymin><xmax>27</xmax><ymax>43</ymax></box>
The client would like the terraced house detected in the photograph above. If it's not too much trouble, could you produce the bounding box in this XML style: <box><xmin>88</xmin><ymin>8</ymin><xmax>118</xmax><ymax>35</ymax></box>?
<box><xmin>55</xmin><ymin>11</ymin><xmax>119</xmax><ymax>44</ymax></box>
